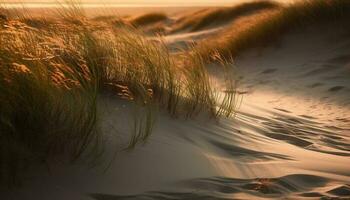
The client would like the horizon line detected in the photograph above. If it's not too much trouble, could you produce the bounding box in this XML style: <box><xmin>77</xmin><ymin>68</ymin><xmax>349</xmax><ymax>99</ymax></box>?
<box><xmin>0</xmin><ymin>2</ymin><xmax>238</xmax><ymax>8</ymax></box>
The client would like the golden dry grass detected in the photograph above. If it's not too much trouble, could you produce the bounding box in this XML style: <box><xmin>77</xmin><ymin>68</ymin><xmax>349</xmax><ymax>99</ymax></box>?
<box><xmin>197</xmin><ymin>0</ymin><xmax>350</xmax><ymax>60</ymax></box>
<box><xmin>129</xmin><ymin>12</ymin><xmax>168</xmax><ymax>27</ymax></box>
<box><xmin>171</xmin><ymin>0</ymin><xmax>279</xmax><ymax>33</ymax></box>
<box><xmin>0</xmin><ymin>4</ymin><xmax>238</xmax><ymax>186</ymax></box>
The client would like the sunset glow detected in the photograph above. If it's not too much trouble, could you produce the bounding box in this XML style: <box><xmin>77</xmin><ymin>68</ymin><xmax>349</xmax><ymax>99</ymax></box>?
<box><xmin>1</xmin><ymin>0</ymin><xmax>290</xmax><ymax>6</ymax></box>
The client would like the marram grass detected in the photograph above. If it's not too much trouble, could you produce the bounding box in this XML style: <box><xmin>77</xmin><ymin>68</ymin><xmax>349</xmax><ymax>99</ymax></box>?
<box><xmin>171</xmin><ymin>0</ymin><xmax>279</xmax><ymax>33</ymax></box>
<box><xmin>129</xmin><ymin>12</ymin><xmax>168</xmax><ymax>28</ymax></box>
<box><xmin>0</xmin><ymin>5</ymin><xmax>238</xmax><ymax>185</ymax></box>
<box><xmin>197</xmin><ymin>0</ymin><xmax>350</xmax><ymax>60</ymax></box>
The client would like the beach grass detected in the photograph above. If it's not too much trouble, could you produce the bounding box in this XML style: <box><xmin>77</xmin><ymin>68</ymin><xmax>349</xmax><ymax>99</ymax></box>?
<box><xmin>129</xmin><ymin>12</ymin><xmax>167</xmax><ymax>27</ymax></box>
<box><xmin>171</xmin><ymin>0</ymin><xmax>279</xmax><ymax>33</ymax></box>
<box><xmin>0</xmin><ymin>3</ymin><xmax>238</xmax><ymax>185</ymax></box>
<box><xmin>197</xmin><ymin>0</ymin><xmax>350</xmax><ymax>60</ymax></box>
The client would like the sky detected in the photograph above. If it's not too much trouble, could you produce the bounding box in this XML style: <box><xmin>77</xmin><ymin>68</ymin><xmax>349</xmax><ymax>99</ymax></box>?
<box><xmin>3</xmin><ymin>0</ymin><xmax>242</xmax><ymax>2</ymax></box>
<box><xmin>1</xmin><ymin>0</ymin><xmax>283</xmax><ymax>6</ymax></box>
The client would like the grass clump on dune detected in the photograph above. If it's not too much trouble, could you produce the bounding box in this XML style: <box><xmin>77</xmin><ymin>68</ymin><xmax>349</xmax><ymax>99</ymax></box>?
<box><xmin>0</xmin><ymin>24</ymin><xmax>101</xmax><ymax>186</ymax></box>
<box><xmin>171</xmin><ymin>0</ymin><xmax>279</xmax><ymax>33</ymax></box>
<box><xmin>198</xmin><ymin>0</ymin><xmax>350</xmax><ymax>59</ymax></box>
<box><xmin>129</xmin><ymin>12</ymin><xmax>168</xmax><ymax>27</ymax></box>
<box><xmin>0</xmin><ymin>4</ymin><xmax>238</xmax><ymax>185</ymax></box>
<box><xmin>101</xmin><ymin>28</ymin><xmax>237</xmax><ymax>119</ymax></box>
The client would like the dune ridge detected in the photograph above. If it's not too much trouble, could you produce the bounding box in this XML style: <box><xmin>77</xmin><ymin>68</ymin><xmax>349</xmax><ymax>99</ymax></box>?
<box><xmin>128</xmin><ymin>12</ymin><xmax>168</xmax><ymax>27</ymax></box>
<box><xmin>195</xmin><ymin>0</ymin><xmax>350</xmax><ymax>59</ymax></box>
<box><xmin>171</xmin><ymin>0</ymin><xmax>280</xmax><ymax>33</ymax></box>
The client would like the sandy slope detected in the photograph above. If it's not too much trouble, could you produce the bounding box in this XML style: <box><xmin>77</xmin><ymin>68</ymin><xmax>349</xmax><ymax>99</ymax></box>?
<box><xmin>3</xmin><ymin>12</ymin><xmax>350</xmax><ymax>200</ymax></box>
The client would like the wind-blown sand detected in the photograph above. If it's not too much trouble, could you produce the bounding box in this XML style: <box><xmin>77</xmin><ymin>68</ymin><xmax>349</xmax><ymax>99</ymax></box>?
<box><xmin>3</xmin><ymin>6</ymin><xmax>350</xmax><ymax>200</ymax></box>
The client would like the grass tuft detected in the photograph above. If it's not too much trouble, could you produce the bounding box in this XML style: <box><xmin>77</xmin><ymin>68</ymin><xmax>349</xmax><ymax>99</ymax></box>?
<box><xmin>0</xmin><ymin>3</ymin><xmax>238</xmax><ymax>186</ymax></box>
<box><xmin>129</xmin><ymin>12</ymin><xmax>168</xmax><ymax>28</ymax></box>
<box><xmin>198</xmin><ymin>0</ymin><xmax>350</xmax><ymax>59</ymax></box>
<box><xmin>171</xmin><ymin>1</ymin><xmax>279</xmax><ymax>33</ymax></box>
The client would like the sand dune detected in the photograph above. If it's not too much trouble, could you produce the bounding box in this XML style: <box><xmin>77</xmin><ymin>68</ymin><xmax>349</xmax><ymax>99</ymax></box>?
<box><xmin>2</xmin><ymin>1</ymin><xmax>350</xmax><ymax>200</ymax></box>
<box><xmin>170</xmin><ymin>1</ymin><xmax>279</xmax><ymax>33</ymax></box>
<box><xmin>5</xmin><ymin>26</ymin><xmax>350</xmax><ymax>198</ymax></box>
